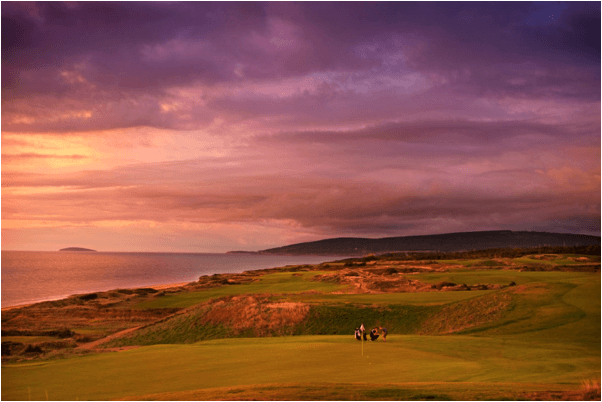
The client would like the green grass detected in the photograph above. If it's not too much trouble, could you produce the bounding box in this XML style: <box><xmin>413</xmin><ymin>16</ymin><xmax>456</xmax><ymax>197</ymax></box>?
<box><xmin>510</xmin><ymin>253</ymin><xmax>599</xmax><ymax>266</ymax></box>
<box><xmin>505</xmin><ymin>276</ymin><xmax>601</xmax><ymax>346</ymax></box>
<box><xmin>436</xmin><ymin>259</ymin><xmax>509</xmax><ymax>267</ymax></box>
<box><xmin>411</xmin><ymin>270</ymin><xmax>594</xmax><ymax>286</ymax></box>
<box><xmin>275</xmin><ymin>289</ymin><xmax>492</xmax><ymax>305</ymax></box>
<box><xmin>434</xmin><ymin>253</ymin><xmax>599</xmax><ymax>268</ymax></box>
<box><xmin>423</xmin><ymin>271</ymin><xmax>600</xmax><ymax>340</ymax></box>
<box><xmin>136</xmin><ymin>271</ymin><xmax>347</xmax><ymax>309</ymax></box>
<box><xmin>3</xmin><ymin>334</ymin><xmax>599</xmax><ymax>401</ymax></box>
<box><xmin>296</xmin><ymin>303</ymin><xmax>438</xmax><ymax>336</ymax></box>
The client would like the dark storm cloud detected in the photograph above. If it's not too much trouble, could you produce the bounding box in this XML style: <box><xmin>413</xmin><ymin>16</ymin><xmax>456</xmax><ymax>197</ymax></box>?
<box><xmin>2</xmin><ymin>3</ymin><xmax>599</xmax><ymax>137</ymax></box>
<box><xmin>2</xmin><ymin>2</ymin><xmax>268</xmax><ymax>91</ymax></box>
<box><xmin>3</xmin><ymin>2</ymin><xmax>599</xmax><ymax>100</ymax></box>
<box><xmin>2</xmin><ymin>1</ymin><xmax>370</xmax><ymax>98</ymax></box>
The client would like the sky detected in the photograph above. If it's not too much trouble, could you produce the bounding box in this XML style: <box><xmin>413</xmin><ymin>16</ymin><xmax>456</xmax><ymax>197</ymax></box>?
<box><xmin>2</xmin><ymin>1</ymin><xmax>600</xmax><ymax>252</ymax></box>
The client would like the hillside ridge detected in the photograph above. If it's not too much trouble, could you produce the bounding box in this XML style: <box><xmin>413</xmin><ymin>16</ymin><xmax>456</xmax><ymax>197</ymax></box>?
<box><xmin>257</xmin><ymin>230</ymin><xmax>600</xmax><ymax>255</ymax></box>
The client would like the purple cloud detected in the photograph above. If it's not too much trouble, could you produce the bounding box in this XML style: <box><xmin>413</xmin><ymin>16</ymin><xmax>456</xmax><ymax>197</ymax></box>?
<box><xmin>2</xmin><ymin>2</ymin><xmax>599</xmax><ymax>251</ymax></box>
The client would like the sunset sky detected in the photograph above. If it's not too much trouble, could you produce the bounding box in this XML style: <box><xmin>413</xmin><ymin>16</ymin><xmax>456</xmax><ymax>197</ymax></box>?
<box><xmin>2</xmin><ymin>2</ymin><xmax>600</xmax><ymax>252</ymax></box>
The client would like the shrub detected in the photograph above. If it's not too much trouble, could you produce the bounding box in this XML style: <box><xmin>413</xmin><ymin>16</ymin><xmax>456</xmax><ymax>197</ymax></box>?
<box><xmin>23</xmin><ymin>344</ymin><xmax>44</xmax><ymax>355</ymax></box>
<box><xmin>2</xmin><ymin>341</ymin><xmax>24</xmax><ymax>356</ymax></box>
<box><xmin>431</xmin><ymin>282</ymin><xmax>456</xmax><ymax>290</ymax></box>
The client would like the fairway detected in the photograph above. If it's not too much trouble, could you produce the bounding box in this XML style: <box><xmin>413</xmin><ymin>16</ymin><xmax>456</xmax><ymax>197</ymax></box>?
<box><xmin>411</xmin><ymin>270</ymin><xmax>597</xmax><ymax>286</ymax></box>
<box><xmin>136</xmin><ymin>271</ymin><xmax>347</xmax><ymax>309</ymax></box>
<box><xmin>282</xmin><ymin>289</ymin><xmax>493</xmax><ymax>305</ymax></box>
<box><xmin>3</xmin><ymin>334</ymin><xmax>599</xmax><ymax>401</ymax></box>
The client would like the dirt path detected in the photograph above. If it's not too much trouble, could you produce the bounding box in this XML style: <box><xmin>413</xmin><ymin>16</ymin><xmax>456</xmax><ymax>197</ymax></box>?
<box><xmin>77</xmin><ymin>326</ymin><xmax>141</xmax><ymax>350</ymax></box>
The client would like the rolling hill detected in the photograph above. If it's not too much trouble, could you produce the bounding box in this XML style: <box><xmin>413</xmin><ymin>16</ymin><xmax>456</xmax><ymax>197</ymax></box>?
<box><xmin>258</xmin><ymin>230</ymin><xmax>600</xmax><ymax>255</ymax></box>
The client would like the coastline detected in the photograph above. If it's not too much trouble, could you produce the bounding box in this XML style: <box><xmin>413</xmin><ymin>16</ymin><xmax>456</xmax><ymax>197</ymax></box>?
<box><xmin>1</xmin><ymin>252</ymin><xmax>347</xmax><ymax>311</ymax></box>
<box><xmin>1</xmin><ymin>281</ymin><xmax>190</xmax><ymax>312</ymax></box>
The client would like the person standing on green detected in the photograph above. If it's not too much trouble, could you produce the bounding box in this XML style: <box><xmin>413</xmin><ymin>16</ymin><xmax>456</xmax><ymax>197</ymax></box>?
<box><xmin>379</xmin><ymin>326</ymin><xmax>388</xmax><ymax>342</ymax></box>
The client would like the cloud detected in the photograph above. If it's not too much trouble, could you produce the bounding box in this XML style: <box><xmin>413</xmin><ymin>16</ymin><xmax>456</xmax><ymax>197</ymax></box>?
<box><xmin>3</xmin><ymin>139</ymin><xmax>599</xmax><ymax>238</ymax></box>
<box><xmin>2</xmin><ymin>3</ymin><xmax>599</xmax><ymax>250</ymax></box>
<box><xmin>3</xmin><ymin>3</ymin><xmax>599</xmax><ymax>132</ymax></box>
<box><xmin>1</xmin><ymin>152</ymin><xmax>86</xmax><ymax>161</ymax></box>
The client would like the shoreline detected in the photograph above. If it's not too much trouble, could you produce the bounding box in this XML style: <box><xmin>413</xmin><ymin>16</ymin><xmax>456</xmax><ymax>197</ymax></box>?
<box><xmin>1</xmin><ymin>281</ymin><xmax>191</xmax><ymax>312</ymax></box>
<box><xmin>2</xmin><ymin>252</ymin><xmax>348</xmax><ymax>313</ymax></box>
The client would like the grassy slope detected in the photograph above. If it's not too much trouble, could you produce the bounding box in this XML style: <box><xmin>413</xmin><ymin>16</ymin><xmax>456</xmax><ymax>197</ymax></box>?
<box><xmin>112</xmin><ymin>270</ymin><xmax>598</xmax><ymax>345</ymax></box>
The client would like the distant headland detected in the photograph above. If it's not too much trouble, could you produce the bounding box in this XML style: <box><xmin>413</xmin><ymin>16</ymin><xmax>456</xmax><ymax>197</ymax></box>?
<box><xmin>251</xmin><ymin>230</ymin><xmax>601</xmax><ymax>256</ymax></box>
<box><xmin>59</xmin><ymin>247</ymin><xmax>97</xmax><ymax>252</ymax></box>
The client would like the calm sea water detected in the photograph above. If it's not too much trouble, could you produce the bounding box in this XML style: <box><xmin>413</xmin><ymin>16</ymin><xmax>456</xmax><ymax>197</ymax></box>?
<box><xmin>1</xmin><ymin>251</ymin><xmax>346</xmax><ymax>308</ymax></box>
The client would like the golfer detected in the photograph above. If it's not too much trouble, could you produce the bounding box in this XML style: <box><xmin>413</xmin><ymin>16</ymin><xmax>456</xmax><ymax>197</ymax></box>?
<box><xmin>379</xmin><ymin>326</ymin><xmax>388</xmax><ymax>341</ymax></box>
<box><xmin>359</xmin><ymin>323</ymin><xmax>367</xmax><ymax>341</ymax></box>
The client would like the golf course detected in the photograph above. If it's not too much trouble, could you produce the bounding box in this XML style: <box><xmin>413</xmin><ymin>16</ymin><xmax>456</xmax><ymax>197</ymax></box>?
<box><xmin>2</xmin><ymin>247</ymin><xmax>600</xmax><ymax>400</ymax></box>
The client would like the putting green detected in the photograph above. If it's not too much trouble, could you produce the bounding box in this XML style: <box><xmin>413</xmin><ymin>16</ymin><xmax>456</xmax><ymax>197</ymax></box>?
<box><xmin>3</xmin><ymin>334</ymin><xmax>599</xmax><ymax>401</ymax></box>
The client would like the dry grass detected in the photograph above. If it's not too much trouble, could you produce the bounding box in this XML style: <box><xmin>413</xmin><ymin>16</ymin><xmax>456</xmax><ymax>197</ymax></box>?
<box><xmin>314</xmin><ymin>268</ymin><xmax>434</xmax><ymax>294</ymax></box>
<box><xmin>200</xmin><ymin>295</ymin><xmax>309</xmax><ymax>336</ymax></box>
<box><xmin>519</xmin><ymin>380</ymin><xmax>600</xmax><ymax>401</ymax></box>
<box><xmin>579</xmin><ymin>379</ymin><xmax>601</xmax><ymax>400</ymax></box>
<box><xmin>2</xmin><ymin>304</ymin><xmax>178</xmax><ymax>360</ymax></box>
<box><xmin>2</xmin><ymin>306</ymin><xmax>177</xmax><ymax>335</ymax></box>
<box><xmin>313</xmin><ymin>266</ymin><xmax>511</xmax><ymax>295</ymax></box>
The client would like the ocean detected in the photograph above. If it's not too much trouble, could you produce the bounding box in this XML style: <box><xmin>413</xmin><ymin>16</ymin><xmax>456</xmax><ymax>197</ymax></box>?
<box><xmin>1</xmin><ymin>251</ymin><xmax>346</xmax><ymax>308</ymax></box>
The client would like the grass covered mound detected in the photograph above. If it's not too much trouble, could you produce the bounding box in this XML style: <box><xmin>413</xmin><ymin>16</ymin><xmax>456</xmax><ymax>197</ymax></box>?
<box><xmin>2</xmin><ymin>246</ymin><xmax>600</xmax><ymax>400</ymax></box>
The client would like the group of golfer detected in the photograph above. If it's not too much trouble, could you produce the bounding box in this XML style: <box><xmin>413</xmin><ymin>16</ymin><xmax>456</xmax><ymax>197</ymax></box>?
<box><xmin>354</xmin><ymin>323</ymin><xmax>387</xmax><ymax>342</ymax></box>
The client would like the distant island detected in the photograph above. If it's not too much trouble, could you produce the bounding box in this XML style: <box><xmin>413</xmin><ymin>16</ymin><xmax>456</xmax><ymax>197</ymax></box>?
<box><xmin>59</xmin><ymin>247</ymin><xmax>97</xmax><ymax>252</ymax></box>
<box><xmin>253</xmin><ymin>230</ymin><xmax>601</xmax><ymax>256</ymax></box>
